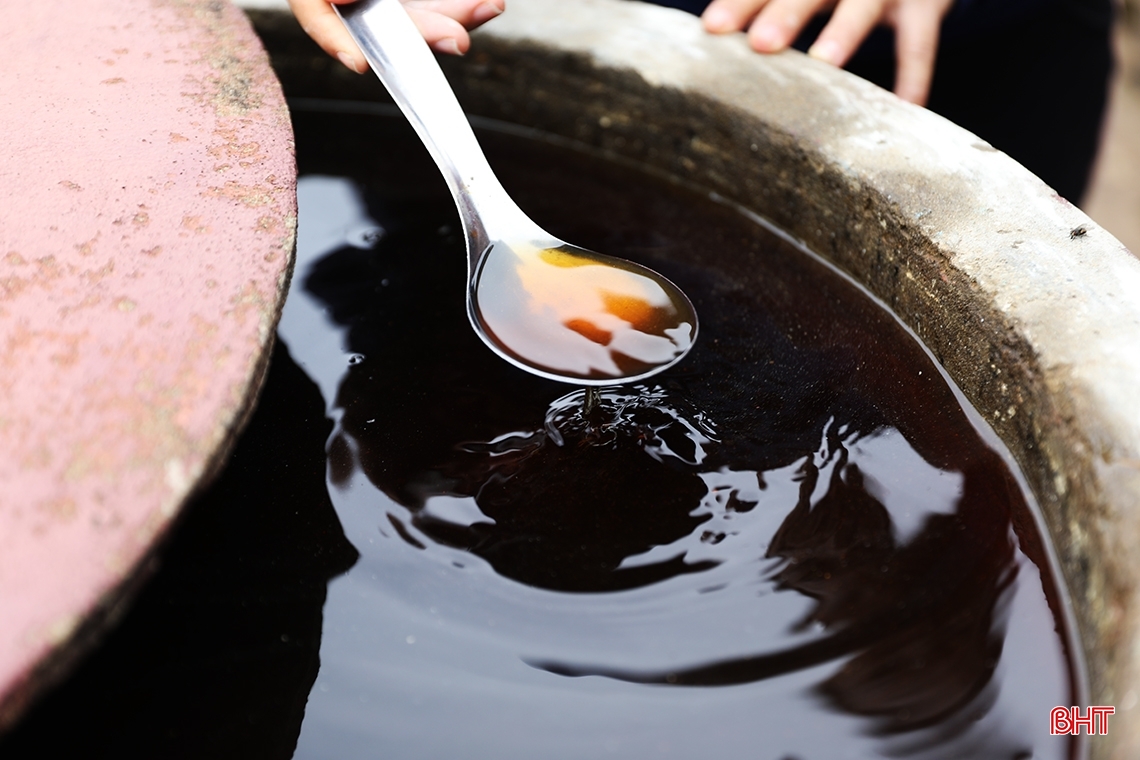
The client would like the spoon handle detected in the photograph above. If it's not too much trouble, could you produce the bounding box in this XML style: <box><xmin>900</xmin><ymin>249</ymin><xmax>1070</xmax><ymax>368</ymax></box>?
<box><xmin>336</xmin><ymin>0</ymin><xmax>536</xmax><ymax>250</ymax></box>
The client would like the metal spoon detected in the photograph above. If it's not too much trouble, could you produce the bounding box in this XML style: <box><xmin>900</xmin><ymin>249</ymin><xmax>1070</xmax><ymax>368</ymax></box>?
<box><xmin>336</xmin><ymin>0</ymin><xmax>698</xmax><ymax>384</ymax></box>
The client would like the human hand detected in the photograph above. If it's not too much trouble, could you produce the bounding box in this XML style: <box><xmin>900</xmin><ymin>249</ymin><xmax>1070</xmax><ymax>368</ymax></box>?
<box><xmin>289</xmin><ymin>0</ymin><xmax>506</xmax><ymax>74</ymax></box>
<box><xmin>700</xmin><ymin>0</ymin><xmax>955</xmax><ymax>106</ymax></box>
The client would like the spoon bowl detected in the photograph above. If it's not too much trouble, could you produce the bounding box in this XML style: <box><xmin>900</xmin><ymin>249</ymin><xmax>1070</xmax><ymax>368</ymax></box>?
<box><xmin>336</xmin><ymin>0</ymin><xmax>697</xmax><ymax>384</ymax></box>
<box><xmin>470</xmin><ymin>239</ymin><xmax>696</xmax><ymax>383</ymax></box>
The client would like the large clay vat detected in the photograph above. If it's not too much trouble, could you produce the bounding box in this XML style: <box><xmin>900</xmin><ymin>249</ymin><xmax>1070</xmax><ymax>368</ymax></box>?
<box><xmin>244</xmin><ymin>0</ymin><xmax>1140</xmax><ymax>756</ymax></box>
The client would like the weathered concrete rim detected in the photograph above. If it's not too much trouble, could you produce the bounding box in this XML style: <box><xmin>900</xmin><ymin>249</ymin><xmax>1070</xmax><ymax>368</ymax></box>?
<box><xmin>248</xmin><ymin>0</ymin><xmax>1140</xmax><ymax>756</ymax></box>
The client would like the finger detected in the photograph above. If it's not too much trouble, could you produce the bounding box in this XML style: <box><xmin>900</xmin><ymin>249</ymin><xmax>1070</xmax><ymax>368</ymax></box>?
<box><xmin>403</xmin><ymin>6</ymin><xmax>473</xmax><ymax>54</ymax></box>
<box><xmin>701</xmin><ymin>0</ymin><xmax>771</xmax><ymax>34</ymax></box>
<box><xmin>892</xmin><ymin>1</ymin><xmax>942</xmax><ymax>105</ymax></box>
<box><xmin>288</xmin><ymin>0</ymin><xmax>367</xmax><ymax>73</ymax></box>
<box><xmin>805</xmin><ymin>0</ymin><xmax>884</xmax><ymax>66</ymax></box>
<box><xmin>748</xmin><ymin>0</ymin><xmax>833</xmax><ymax>53</ymax></box>
<box><xmin>404</xmin><ymin>0</ymin><xmax>505</xmax><ymax>30</ymax></box>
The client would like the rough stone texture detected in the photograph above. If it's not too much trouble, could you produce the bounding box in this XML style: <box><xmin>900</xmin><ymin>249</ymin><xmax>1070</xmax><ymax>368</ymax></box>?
<box><xmin>0</xmin><ymin>0</ymin><xmax>295</xmax><ymax>730</ymax></box>
<box><xmin>249</xmin><ymin>0</ymin><xmax>1140</xmax><ymax>756</ymax></box>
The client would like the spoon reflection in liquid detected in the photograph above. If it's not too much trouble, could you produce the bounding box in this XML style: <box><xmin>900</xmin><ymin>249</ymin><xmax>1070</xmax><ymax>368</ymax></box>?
<box><xmin>336</xmin><ymin>0</ymin><xmax>697</xmax><ymax>384</ymax></box>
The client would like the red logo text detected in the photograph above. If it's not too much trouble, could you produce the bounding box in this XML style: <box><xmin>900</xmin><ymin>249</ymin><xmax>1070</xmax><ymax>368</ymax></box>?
<box><xmin>1050</xmin><ymin>706</ymin><xmax>1114</xmax><ymax>736</ymax></box>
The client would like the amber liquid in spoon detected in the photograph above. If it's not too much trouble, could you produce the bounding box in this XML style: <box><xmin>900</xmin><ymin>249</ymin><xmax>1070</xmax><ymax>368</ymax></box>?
<box><xmin>471</xmin><ymin>241</ymin><xmax>696</xmax><ymax>382</ymax></box>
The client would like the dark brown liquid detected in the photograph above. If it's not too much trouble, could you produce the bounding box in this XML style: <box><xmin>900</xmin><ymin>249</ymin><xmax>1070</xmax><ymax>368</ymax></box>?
<box><xmin>0</xmin><ymin>105</ymin><xmax>1082</xmax><ymax>760</ymax></box>
<box><xmin>472</xmin><ymin>240</ymin><xmax>695</xmax><ymax>381</ymax></box>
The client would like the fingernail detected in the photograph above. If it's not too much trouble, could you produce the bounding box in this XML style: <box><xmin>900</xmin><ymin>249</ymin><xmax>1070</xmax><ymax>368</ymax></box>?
<box><xmin>702</xmin><ymin>6</ymin><xmax>735</xmax><ymax>32</ymax></box>
<box><xmin>751</xmin><ymin>23</ymin><xmax>783</xmax><ymax>51</ymax></box>
<box><xmin>807</xmin><ymin>39</ymin><xmax>841</xmax><ymax>65</ymax></box>
<box><xmin>472</xmin><ymin>1</ymin><xmax>503</xmax><ymax>24</ymax></box>
<box><xmin>336</xmin><ymin>50</ymin><xmax>363</xmax><ymax>74</ymax></box>
<box><xmin>433</xmin><ymin>37</ymin><xmax>462</xmax><ymax>56</ymax></box>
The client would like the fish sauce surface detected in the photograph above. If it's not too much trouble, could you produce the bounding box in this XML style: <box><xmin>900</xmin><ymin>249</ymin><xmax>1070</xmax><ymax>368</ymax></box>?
<box><xmin>0</xmin><ymin>105</ymin><xmax>1082</xmax><ymax>760</ymax></box>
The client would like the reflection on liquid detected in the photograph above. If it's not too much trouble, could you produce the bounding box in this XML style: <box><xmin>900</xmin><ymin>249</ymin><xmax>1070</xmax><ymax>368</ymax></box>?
<box><xmin>356</xmin><ymin>384</ymin><xmax>721</xmax><ymax>592</ymax></box>
<box><xmin>536</xmin><ymin>436</ymin><xmax>1017</xmax><ymax>737</ymax></box>
<box><xmin>281</xmin><ymin>105</ymin><xmax>1078</xmax><ymax>760</ymax></box>
<box><xmin>472</xmin><ymin>241</ymin><xmax>695</xmax><ymax>380</ymax></box>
